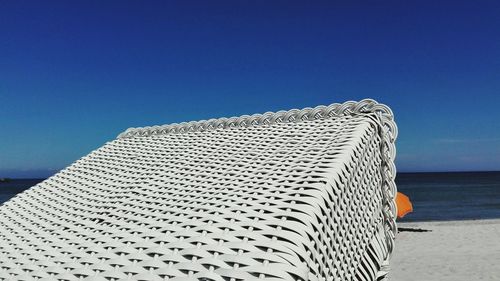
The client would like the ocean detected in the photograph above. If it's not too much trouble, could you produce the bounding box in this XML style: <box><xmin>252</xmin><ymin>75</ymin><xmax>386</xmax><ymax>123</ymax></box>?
<box><xmin>1</xmin><ymin>172</ymin><xmax>499</xmax><ymax>222</ymax></box>
<box><xmin>397</xmin><ymin>171</ymin><xmax>500</xmax><ymax>222</ymax></box>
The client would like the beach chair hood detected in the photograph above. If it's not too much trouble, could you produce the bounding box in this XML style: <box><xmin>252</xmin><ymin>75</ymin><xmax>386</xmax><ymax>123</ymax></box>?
<box><xmin>0</xmin><ymin>99</ymin><xmax>397</xmax><ymax>281</ymax></box>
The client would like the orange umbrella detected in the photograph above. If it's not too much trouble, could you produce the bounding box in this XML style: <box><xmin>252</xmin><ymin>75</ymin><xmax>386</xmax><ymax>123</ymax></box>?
<box><xmin>395</xmin><ymin>192</ymin><xmax>413</xmax><ymax>218</ymax></box>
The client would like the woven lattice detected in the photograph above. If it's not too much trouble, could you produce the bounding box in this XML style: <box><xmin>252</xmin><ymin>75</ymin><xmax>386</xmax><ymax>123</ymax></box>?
<box><xmin>0</xmin><ymin>99</ymin><xmax>397</xmax><ymax>281</ymax></box>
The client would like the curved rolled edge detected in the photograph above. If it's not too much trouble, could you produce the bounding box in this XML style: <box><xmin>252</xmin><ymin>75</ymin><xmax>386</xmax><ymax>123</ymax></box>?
<box><xmin>116</xmin><ymin>98</ymin><xmax>398</xmax><ymax>279</ymax></box>
<box><xmin>117</xmin><ymin>99</ymin><xmax>396</xmax><ymax>141</ymax></box>
<box><xmin>354</xmin><ymin>99</ymin><xmax>398</xmax><ymax>280</ymax></box>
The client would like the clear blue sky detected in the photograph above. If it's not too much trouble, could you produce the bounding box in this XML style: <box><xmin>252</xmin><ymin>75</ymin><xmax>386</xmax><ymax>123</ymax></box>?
<box><xmin>1</xmin><ymin>1</ymin><xmax>499</xmax><ymax>178</ymax></box>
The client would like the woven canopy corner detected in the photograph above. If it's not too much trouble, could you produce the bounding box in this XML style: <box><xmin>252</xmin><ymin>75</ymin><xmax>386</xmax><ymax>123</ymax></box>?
<box><xmin>0</xmin><ymin>99</ymin><xmax>398</xmax><ymax>281</ymax></box>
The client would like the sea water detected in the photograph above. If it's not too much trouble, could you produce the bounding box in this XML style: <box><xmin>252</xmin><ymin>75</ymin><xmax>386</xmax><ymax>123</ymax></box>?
<box><xmin>397</xmin><ymin>171</ymin><xmax>500</xmax><ymax>221</ymax></box>
<box><xmin>1</xmin><ymin>172</ymin><xmax>499</xmax><ymax>222</ymax></box>
<box><xmin>0</xmin><ymin>178</ymin><xmax>44</xmax><ymax>204</ymax></box>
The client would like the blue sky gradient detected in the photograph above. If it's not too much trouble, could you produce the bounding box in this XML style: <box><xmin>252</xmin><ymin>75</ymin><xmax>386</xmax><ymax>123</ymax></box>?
<box><xmin>1</xmin><ymin>1</ymin><xmax>500</xmax><ymax>178</ymax></box>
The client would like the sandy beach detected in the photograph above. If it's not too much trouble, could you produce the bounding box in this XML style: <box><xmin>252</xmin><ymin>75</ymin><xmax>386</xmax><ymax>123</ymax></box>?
<box><xmin>389</xmin><ymin>219</ymin><xmax>500</xmax><ymax>281</ymax></box>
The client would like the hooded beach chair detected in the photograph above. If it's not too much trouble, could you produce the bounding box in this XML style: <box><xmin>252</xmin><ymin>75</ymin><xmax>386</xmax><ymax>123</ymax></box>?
<box><xmin>0</xmin><ymin>99</ymin><xmax>397</xmax><ymax>281</ymax></box>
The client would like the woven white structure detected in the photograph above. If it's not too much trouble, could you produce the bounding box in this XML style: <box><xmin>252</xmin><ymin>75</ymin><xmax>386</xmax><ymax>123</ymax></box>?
<box><xmin>0</xmin><ymin>99</ymin><xmax>397</xmax><ymax>281</ymax></box>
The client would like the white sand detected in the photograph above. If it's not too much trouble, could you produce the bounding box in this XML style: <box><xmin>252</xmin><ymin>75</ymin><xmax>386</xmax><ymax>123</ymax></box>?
<box><xmin>389</xmin><ymin>219</ymin><xmax>500</xmax><ymax>281</ymax></box>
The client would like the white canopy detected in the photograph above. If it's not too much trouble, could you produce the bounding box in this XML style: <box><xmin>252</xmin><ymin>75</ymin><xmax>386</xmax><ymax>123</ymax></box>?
<box><xmin>0</xmin><ymin>99</ymin><xmax>397</xmax><ymax>281</ymax></box>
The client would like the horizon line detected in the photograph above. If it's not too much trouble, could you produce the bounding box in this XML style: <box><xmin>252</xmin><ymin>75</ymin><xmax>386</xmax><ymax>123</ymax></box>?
<box><xmin>3</xmin><ymin>170</ymin><xmax>500</xmax><ymax>180</ymax></box>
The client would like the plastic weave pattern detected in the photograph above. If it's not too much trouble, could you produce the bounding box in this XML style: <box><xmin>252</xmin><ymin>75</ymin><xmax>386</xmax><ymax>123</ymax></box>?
<box><xmin>0</xmin><ymin>99</ymin><xmax>397</xmax><ymax>281</ymax></box>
